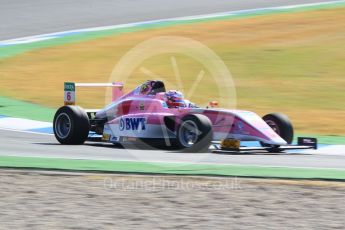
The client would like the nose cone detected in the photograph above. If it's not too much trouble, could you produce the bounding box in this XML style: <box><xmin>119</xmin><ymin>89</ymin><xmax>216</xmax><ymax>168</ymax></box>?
<box><xmin>232</xmin><ymin>110</ymin><xmax>288</xmax><ymax>145</ymax></box>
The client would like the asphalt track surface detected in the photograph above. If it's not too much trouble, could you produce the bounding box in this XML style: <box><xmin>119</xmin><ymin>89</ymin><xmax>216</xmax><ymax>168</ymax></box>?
<box><xmin>1</xmin><ymin>130</ymin><xmax>344</xmax><ymax>169</ymax></box>
<box><xmin>0</xmin><ymin>0</ymin><xmax>338</xmax><ymax>40</ymax></box>
<box><xmin>0</xmin><ymin>0</ymin><xmax>344</xmax><ymax>170</ymax></box>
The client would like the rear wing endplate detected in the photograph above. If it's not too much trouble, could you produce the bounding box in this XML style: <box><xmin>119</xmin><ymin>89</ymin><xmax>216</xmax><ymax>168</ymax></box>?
<box><xmin>64</xmin><ymin>82</ymin><xmax>124</xmax><ymax>106</ymax></box>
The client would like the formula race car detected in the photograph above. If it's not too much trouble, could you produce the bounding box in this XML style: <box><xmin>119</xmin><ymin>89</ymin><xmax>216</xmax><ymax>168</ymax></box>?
<box><xmin>53</xmin><ymin>80</ymin><xmax>317</xmax><ymax>152</ymax></box>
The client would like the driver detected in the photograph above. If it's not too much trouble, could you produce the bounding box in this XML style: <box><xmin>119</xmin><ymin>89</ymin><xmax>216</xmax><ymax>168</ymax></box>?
<box><xmin>164</xmin><ymin>90</ymin><xmax>195</xmax><ymax>108</ymax></box>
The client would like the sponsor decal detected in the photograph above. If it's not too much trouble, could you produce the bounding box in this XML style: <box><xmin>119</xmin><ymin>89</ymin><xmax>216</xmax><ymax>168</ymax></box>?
<box><xmin>119</xmin><ymin>117</ymin><xmax>146</xmax><ymax>131</ymax></box>
<box><xmin>233</xmin><ymin>121</ymin><xmax>249</xmax><ymax>134</ymax></box>
<box><xmin>236</xmin><ymin>121</ymin><xmax>244</xmax><ymax>131</ymax></box>
<box><xmin>64</xmin><ymin>82</ymin><xmax>75</xmax><ymax>105</ymax></box>
<box><xmin>64</xmin><ymin>82</ymin><xmax>75</xmax><ymax>91</ymax></box>
<box><xmin>139</xmin><ymin>102</ymin><xmax>145</xmax><ymax>111</ymax></box>
<box><xmin>119</xmin><ymin>118</ymin><xmax>125</xmax><ymax>130</ymax></box>
<box><xmin>120</xmin><ymin>136</ymin><xmax>137</xmax><ymax>142</ymax></box>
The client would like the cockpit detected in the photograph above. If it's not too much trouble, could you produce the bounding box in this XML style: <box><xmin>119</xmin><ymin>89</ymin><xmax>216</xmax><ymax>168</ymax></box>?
<box><xmin>136</xmin><ymin>80</ymin><xmax>197</xmax><ymax>108</ymax></box>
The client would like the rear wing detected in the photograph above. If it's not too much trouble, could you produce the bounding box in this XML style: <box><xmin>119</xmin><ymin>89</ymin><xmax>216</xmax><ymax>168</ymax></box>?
<box><xmin>64</xmin><ymin>82</ymin><xmax>124</xmax><ymax>106</ymax></box>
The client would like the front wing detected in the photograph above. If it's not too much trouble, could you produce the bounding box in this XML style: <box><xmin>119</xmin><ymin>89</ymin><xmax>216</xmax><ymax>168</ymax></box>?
<box><xmin>211</xmin><ymin>137</ymin><xmax>318</xmax><ymax>153</ymax></box>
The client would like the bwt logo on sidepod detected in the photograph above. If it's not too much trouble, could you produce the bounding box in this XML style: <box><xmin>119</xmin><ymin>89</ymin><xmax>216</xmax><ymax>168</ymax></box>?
<box><xmin>119</xmin><ymin>117</ymin><xmax>146</xmax><ymax>131</ymax></box>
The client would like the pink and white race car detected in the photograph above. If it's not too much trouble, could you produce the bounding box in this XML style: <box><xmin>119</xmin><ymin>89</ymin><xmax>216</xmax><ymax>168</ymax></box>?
<box><xmin>53</xmin><ymin>80</ymin><xmax>317</xmax><ymax>152</ymax></box>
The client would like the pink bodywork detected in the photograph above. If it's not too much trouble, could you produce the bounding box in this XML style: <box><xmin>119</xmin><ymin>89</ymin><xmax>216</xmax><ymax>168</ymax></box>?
<box><xmin>96</xmin><ymin>82</ymin><xmax>287</xmax><ymax>145</ymax></box>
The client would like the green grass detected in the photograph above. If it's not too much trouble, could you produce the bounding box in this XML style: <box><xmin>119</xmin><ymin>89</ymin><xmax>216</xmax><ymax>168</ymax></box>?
<box><xmin>0</xmin><ymin>96</ymin><xmax>54</xmax><ymax>122</ymax></box>
<box><xmin>0</xmin><ymin>156</ymin><xmax>344</xmax><ymax>180</ymax></box>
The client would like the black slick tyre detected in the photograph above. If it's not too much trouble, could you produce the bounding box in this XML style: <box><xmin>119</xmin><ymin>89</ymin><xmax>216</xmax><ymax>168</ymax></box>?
<box><xmin>176</xmin><ymin>114</ymin><xmax>213</xmax><ymax>153</ymax></box>
<box><xmin>53</xmin><ymin>106</ymin><xmax>90</xmax><ymax>144</ymax></box>
<box><xmin>260</xmin><ymin>113</ymin><xmax>294</xmax><ymax>152</ymax></box>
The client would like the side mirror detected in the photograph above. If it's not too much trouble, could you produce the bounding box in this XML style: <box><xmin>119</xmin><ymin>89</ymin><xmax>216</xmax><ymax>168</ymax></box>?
<box><xmin>209</xmin><ymin>101</ymin><xmax>218</xmax><ymax>108</ymax></box>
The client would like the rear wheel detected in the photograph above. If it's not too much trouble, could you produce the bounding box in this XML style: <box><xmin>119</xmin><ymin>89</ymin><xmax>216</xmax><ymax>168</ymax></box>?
<box><xmin>53</xmin><ymin>106</ymin><xmax>90</xmax><ymax>144</ymax></box>
<box><xmin>176</xmin><ymin>114</ymin><xmax>213</xmax><ymax>152</ymax></box>
<box><xmin>260</xmin><ymin>113</ymin><xmax>294</xmax><ymax>152</ymax></box>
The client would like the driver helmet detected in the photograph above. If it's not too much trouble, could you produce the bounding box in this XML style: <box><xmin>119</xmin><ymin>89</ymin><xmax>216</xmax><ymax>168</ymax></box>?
<box><xmin>165</xmin><ymin>90</ymin><xmax>185</xmax><ymax>108</ymax></box>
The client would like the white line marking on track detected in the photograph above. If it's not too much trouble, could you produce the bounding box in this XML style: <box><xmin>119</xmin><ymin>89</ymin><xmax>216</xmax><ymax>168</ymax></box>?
<box><xmin>0</xmin><ymin>128</ymin><xmax>53</xmax><ymax>136</ymax></box>
<box><xmin>0</xmin><ymin>117</ymin><xmax>51</xmax><ymax>130</ymax></box>
<box><xmin>0</xmin><ymin>0</ymin><xmax>344</xmax><ymax>46</ymax></box>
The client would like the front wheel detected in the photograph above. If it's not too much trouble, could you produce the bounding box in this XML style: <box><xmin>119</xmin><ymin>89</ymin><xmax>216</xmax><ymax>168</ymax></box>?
<box><xmin>260</xmin><ymin>113</ymin><xmax>294</xmax><ymax>152</ymax></box>
<box><xmin>53</xmin><ymin>106</ymin><xmax>90</xmax><ymax>144</ymax></box>
<box><xmin>176</xmin><ymin>114</ymin><xmax>213</xmax><ymax>152</ymax></box>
